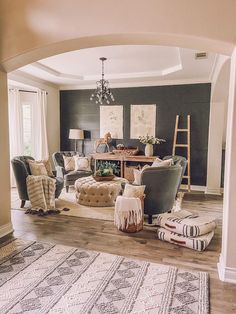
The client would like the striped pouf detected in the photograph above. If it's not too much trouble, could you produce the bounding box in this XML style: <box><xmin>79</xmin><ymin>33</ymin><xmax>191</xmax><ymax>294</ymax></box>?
<box><xmin>157</xmin><ymin>227</ymin><xmax>215</xmax><ymax>251</ymax></box>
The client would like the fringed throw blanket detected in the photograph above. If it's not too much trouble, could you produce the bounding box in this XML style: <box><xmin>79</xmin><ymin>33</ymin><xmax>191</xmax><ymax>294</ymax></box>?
<box><xmin>114</xmin><ymin>196</ymin><xmax>143</xmax><ymax>231</ymax></box>
<box><xmin>26</xmin><ymin>175</ymin><xmax>56</xmax><ymax>211</ymax></box>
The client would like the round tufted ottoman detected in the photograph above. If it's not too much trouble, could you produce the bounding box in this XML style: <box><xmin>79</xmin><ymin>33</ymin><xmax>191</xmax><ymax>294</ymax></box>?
<box><xmin>75</xmin><ymin>176</ymin><xmax>128</xmax><ymax>207</ymax></box>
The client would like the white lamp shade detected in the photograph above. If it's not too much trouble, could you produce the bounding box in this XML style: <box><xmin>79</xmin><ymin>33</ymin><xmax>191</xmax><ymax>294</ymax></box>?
<box><xmin>69</xmin><ymin>129</ymin><xmax>84</xmax><ymax>140</ymax></box>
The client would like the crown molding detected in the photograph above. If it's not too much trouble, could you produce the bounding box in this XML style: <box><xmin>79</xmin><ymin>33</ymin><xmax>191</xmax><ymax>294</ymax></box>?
<box><xmin>32</xmin><ymin>61</ymin><xmax>182</xmax><ymax>81</ymax></box>
<box><xmin>59</xmin><ymin>78</ymin><xmax>211</xmax><ymax>90</ymax></box>
<box><xmin>33</xmin><ymin>62</ymin><xmax>83</xmax><ymax>80</ymax></box>
<box><xmin>8</xmin><ymin>70</ymin><xmax>58</xmax><ymax>89</ymax></box>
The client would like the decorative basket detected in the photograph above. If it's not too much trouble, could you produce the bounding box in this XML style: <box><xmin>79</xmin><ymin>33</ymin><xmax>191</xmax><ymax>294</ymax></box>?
<box><xmin>113</xmin><ymin>148</ymin><xmax>139</xmax><ymax>156</ymax></box>
<box><xmin>93</xmin><ymin>175</ymin><xmax>115</xmax><ymax>181</ymax></box>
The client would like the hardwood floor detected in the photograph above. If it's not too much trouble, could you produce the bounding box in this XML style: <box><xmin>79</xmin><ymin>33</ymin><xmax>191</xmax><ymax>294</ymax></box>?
<box><xmin>7</xmin><ymin>189</ymin><xmax>236</xmax><ymax>313</ymax></box>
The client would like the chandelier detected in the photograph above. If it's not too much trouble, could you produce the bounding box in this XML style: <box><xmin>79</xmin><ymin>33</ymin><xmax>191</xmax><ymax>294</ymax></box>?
<box><xmin>90</xmin><ymin>57</ymin><xmax>115</xmax><ymax>104</ymax></box>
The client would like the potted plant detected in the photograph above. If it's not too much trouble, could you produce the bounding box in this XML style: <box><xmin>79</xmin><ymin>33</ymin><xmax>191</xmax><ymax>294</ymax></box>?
<box><xmin>139</xmin><ymin>135</ymin><xmax>165</xmax><ymax>157</ymax></box>
<box><xmin>94</xmin><ymin>161</ymin><xmax>119</xmax><ymax>181</ymax></box>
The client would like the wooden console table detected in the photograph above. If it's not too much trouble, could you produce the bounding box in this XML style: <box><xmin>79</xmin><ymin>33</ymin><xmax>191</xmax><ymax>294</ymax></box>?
<box><xmin>91</xmin><ymin>153</ymin><xmax>157</xmax><ymax>181</ymax></box>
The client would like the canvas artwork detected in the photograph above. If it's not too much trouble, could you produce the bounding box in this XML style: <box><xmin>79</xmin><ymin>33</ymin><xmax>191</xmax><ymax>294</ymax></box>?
<box><xmin>130</xmin><ymin>104</ymin><xmax>156</xmax><ymax>138</ymax></box>
<box><xmin>100</xmin><ymin>105</ymin><xmax>123</xmax><ymax>139</ymax></box>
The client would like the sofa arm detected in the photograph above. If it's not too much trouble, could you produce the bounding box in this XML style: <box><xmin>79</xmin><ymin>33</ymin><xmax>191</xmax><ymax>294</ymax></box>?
<box><xmin>56</xmin><ymin>166</ymin><xmax>65</xmax><ymax>178</ymax></box>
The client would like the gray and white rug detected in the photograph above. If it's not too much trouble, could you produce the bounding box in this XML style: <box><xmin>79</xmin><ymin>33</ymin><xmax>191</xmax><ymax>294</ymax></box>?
<box><xmin>0</xmin><ymin>238</ymin><xmax>209</xmax><ymax>313</ymax></box>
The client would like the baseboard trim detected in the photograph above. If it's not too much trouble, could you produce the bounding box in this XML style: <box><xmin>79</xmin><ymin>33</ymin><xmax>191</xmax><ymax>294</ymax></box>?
<box><xmin>180</xmin><ymin>184</ymin><xmax>206</xmax><ymax>192</ymax></box>
<box><xmin>205</xmin><ymin>187</ymin><xmax>222</xmax><ymax>195</ymax></box>
<box><xmin>0</xmin><ymin>222</ymin><xmax>13</xmax><ymax>238</ymax></box>
<box><xmin>218</xmin><ymin>254</ymin><xmax>236</xmax><ymax>283</ymax></box>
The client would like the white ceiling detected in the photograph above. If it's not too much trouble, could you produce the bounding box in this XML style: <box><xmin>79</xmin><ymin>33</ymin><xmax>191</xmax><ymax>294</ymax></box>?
<box><xmin>15</xmin><ymin>45</ymin><xmax>217</xmax><ymax>89</ymax></box>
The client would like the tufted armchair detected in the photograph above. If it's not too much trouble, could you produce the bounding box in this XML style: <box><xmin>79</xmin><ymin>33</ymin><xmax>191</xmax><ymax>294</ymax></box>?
<box><xmin>52</xmin><ymin>151</ymin><xmax>93</xmax><ymax>192</ymax></box>
<box><xmin>11</xmin><ymin>156</ymin><xmax>64</xmax><ymax>208</ymax></box>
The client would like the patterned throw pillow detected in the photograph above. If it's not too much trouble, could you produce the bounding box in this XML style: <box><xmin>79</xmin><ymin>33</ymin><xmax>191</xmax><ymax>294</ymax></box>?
<box><xmin>28</xmin><ymin>160</ymin><xmax>48</xmax><ymax>176</ymax></box>
<box><xmin>63</xmin><ymin>155</ymin><xmax>75</xmax><ymax>171</ymax></box>
<box><xmin>123</xmin><ymin>184</ymin><xmax>145</xmax><ymax>199</ymax></box>
<box><xmin>74</xmin><ymin>156</ymin><xmax>91</xmax><ymax>171</ymax></box>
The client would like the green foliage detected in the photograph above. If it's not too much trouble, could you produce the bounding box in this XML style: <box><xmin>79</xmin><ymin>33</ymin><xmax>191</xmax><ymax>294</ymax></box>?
<box><xmin>97</xmin><ymin>160</ymin><xmax>120</xmax><ymax>175</ymax></box>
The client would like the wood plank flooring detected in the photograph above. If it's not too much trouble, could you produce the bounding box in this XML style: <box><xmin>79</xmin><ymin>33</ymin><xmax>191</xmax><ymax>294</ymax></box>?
<box><xmin>6</xmin><ymin>189</ymin><xmax>236</xmax><ymax>313</ymax></box>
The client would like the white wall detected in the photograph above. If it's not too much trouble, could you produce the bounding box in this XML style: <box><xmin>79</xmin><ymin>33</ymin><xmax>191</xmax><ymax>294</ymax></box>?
<box><xmin>8</xmin><ymin>72</ymin><xmax>60</xmax><ymax>163</ymax></box>
<box><xmin>206</xmin><ymin>57</ymin><xmax>230</xmax><ymax>194</ymax></box>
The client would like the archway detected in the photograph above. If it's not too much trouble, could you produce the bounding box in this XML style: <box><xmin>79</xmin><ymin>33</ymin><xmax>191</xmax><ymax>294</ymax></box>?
<box><xmin>1</xmin><ymin>28</ymin><xmax>236</xmax><ymax>283</ymax></box>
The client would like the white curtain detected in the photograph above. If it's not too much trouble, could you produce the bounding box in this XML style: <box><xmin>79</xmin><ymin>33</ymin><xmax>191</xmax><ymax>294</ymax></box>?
<box><xmin>8</xmin><ymin>89</ymin><xmax>24</xmax><ymax>187</ymax></box>
<box><xmin>31</xmin><ymin>90</ymin><xmax>49</xmax><ymax>160</ymax></box>
<box><xmin>8</xmin><ymin>88</ymin><xmax>49</xmax><ymax>187</ymax></box>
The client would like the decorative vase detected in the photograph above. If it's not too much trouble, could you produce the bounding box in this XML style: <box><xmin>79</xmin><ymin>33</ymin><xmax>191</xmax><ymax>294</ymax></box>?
<box><xmin>145</xmin><ymin>143</ymin><xmax>153</xmax><ymax>157</ymax></box>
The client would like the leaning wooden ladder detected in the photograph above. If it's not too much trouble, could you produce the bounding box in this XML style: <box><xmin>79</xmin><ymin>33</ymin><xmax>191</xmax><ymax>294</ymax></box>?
<box><xmin>172</xmin><ymin>115</ymin><xmax>191</xmax><ymax>191</ymax></box>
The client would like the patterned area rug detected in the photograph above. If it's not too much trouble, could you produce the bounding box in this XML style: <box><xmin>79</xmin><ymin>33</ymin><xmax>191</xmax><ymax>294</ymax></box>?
<box><xmin>0</xmin><ymin>238</ymin><xmax>209</xmax><ymax>313</ymax></box>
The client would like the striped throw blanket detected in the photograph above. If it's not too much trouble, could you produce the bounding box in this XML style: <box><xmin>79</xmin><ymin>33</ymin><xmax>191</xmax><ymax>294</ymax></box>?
<box><xmin>26</xmin><ymin>175</ymin><xmax>56</xmax><ymax>211</ymax></box>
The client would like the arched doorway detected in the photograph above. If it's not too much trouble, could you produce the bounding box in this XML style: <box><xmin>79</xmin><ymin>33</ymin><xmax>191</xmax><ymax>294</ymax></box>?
<box><xmin>1</xmin><ymin>28</ymin><xmax>236</xmax><ymax>285</ymax></box>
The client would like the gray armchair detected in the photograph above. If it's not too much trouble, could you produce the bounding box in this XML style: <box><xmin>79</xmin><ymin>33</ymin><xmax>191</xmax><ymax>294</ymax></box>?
<box><xmin>163</xmin><ymin>155</ymin><xmax>187</xmax><ymax>190</ymax></box>
<box><xmin>11</xmin><ymin>156</ymin><xmax>64</xmax><ymax>208</ymax></box>
<box><xmin>141</xmin><ymin>165</ymin><xmax>182</xmax><ymax>224</ymax></box>
<box><xmin>52</xmin><ymin>151</ymin><xmax>93</xmax><ymax>192</ymax></box>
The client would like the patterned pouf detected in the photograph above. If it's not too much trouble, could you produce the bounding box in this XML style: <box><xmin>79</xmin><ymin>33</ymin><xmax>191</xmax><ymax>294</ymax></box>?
<box><xmin>75</xmin><ymin>176</ymin><xmax>128</xmax><ymax>207</ymax></box>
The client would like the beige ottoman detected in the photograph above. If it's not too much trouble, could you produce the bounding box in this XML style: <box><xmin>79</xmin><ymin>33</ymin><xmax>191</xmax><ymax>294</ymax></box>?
<box><xmin>75</xmin><ymin>176</ymin><xmax>127</xmax><ymax>207</ymax></box>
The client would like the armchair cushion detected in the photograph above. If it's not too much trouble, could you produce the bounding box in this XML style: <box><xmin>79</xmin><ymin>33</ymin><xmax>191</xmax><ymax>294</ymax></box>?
<box><xmin>64</xmin><ymin>170</ymin><xmax>92</xmax><ymax>181</ymax></box>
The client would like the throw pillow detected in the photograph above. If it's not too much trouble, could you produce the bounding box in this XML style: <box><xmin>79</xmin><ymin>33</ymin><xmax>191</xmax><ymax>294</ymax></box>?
<box><xmin>123</xmin><ymin>184</ymin><xmax>145</xmax><ymax>199</ymax></box>
<box><xmin>74</xmin><ymin>156</ymin><xmax>91</xmax><ymax>171</ymax></box>
<box><xmin>28</xmin><ymin>160</ymin><xmax>48</xmax><ymax>176</ymax></box>
<box><xmin>63</xmin><ymin>155</ymin><xmax>75</xmax><ymax>171</ymax></box>
<box><xmin>38</xmin><ymin>159</ymin><xmax>54</xmax><ymax>176</ymax></box>
<box><xmin>133</xmin><ymin>169</ymin><xmax>142</xmax><ymax>185</ymax></box>
<box><xmin>133</xmin><ymin>164</ymin><xmax>150</xmax><ymax>185</ymax></box>
<box><xmin>152</xmin><ymin>158</ymin><xmax>173</xmax><ymax>167</ymax></box>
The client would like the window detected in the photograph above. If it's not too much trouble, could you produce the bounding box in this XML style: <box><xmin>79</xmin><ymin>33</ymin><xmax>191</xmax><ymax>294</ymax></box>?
<box><xmin>22</xmin><ymin>103</ymin><xmax>32</xmax><ymax>155</ymax></box>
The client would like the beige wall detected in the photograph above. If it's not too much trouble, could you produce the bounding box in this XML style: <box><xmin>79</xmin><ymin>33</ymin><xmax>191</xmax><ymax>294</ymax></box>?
<box><xmin>1</xmin><ymin>0</ymin><xmax>236</xmax><ymax>72</ymax></box>
<box><xmin>0</xmin><ymin>70</ymin><xmax>12</xmax><ymax>235</ymax></box>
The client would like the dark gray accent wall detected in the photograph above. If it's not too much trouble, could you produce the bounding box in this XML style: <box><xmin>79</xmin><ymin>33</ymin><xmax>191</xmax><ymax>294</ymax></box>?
<box><xmin>60</xmin><ymin>83</ymin><xmax>211</xmax><ymax>185</ymax></box>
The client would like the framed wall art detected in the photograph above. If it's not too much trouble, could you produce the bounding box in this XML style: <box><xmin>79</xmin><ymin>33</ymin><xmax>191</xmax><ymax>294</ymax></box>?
<box><xmin>130</xmin><ymin>104</ymin><xmax>156</xmax><ymax>138</ymax></box>
<box><xmin>100</xmin><ymin>105</ymin><xmax>123</xmax><ymax>139</ymax></box>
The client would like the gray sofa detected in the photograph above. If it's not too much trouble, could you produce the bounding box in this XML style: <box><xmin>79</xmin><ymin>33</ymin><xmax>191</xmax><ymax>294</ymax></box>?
<box><xmin>52</xmin><ymin>151</ymin><xmax>93</xmax><ymax>192</ymax></box>
<box><xmin>11</xmin><ymin>156</ymin><xmax>64</xmax><ymax>208</ymax></box>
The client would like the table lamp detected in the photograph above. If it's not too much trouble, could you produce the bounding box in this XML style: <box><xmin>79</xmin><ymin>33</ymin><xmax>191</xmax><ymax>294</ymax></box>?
<box><xmin>69</xmin><ymin>129</ymin><xmax>84</xmax><ymax>151</ymax></box>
